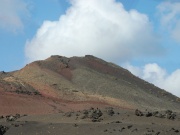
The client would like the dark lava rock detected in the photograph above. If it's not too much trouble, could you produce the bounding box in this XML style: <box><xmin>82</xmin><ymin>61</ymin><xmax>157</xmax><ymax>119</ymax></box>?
<box><xmin>115</xmin><ymin>121</ymin><xmax>122</xmax><ymax>123</ymax></box>
<box><xmin>73</xmin><ymin>124</ymin><xmax>78</xmax><ymax>127</ymax></box>
<box><xmin>83</xmin><ymin>110</ymin><xmax>89</xmax><ymax>115</ymax></box>
<box><xmin>165</xmin><ymin>110</ymin><xmax>176</xmax><ymax>120</ymax></box>
<box><xmin>76</xmin><ymin>113</ymin><xmax>80</xmax><ymax>117</ymax></box>
<box><xmin>166</xmin><ymin>113</ymin><xmax>176</xmax><ymax>120</ymax></box>
<box><xmin>14</xmin><ymin>124</ymin><xmax>19</xmax><ymax>127</ymax></box>
<box><xmin>15</xmin><ymin>90</ymin><xmax>32</xmax><ymax>95</ymax></box>
<box><xmin>78</xmin><ymin>108</ymin><xmax>104</xmax><ymax>122</ymax></box>
<box><xmin>0</xmin><ymin>125</ymin><xmax>9</xmax><ymax>135</ymax></box>
<box><xmin>6</xmin><ymin>115</ymin><xmax>16</xmax><ymax>121</ymax></box>
<box><xmin>91</xmin><ymin>109</ymin><xmax>103</xmax><ymax>118</ymax></box>
<box><xmin>127</xmin><ymin>125</ymin><xmax>133</xmax><ymax>129</ymax></box>
<box><xmin>146</xmin><ymin>112</ymin><xmax>153</xmax><ymax>117</ymax></box>
<box><xmin>33</xmin><ymin>91</ymin><xmax>41</xmax><ymax>95</ymax></box>
<box><xmin>80</xmin><ymin>114</ymin><xmax>88</xmax><ymax>119</ymax></box>
<box><xmin>165</xmin><ymin>110</ymin><xmax>172</xmax><ymax>115</ymax></box>
<box><xmin>135</xmin><ymin>109</ymin><xmax>177</xmax><ymax>120</ymax></box>
<box><xmin>170</xmin><ymin>128</ymin><xmax>179</xmax><ymax>133</ymax></box>
<box><xmin>152</xmin><ymin>111</ymin><xmax>159</xmax><ymax>116</ymax></box>
<box><xmin>15</xmin><ymin>114</ymin><xmax>20</xmax><ymax>119</ymax></box>
<box><xmin>106</xmin><ymin>107</ymin><xmax>115</xmax><ymax>116</ymax></box>
<box><xmin>6</xmin><ymin>114</ymin><xmax>21</xmax><ymax>122</ymax></box>
<box><xmin>111</xmin><ymin>121</ymin><xmax>122</xmax><ymax>124</ymax></box>
<box><xmin>174</xmin><ymin>129</ymin><xmax>179</xmax><ymax>133</ymax></box>
<box><xmin>131</xmin><ymin>128</ymin><xmax>138</xmax><ymax>132</ymax></box>
<box><xmin>120</xmin><ymin>127</ymin><xmax>125</xmax><ymax>132</ymax></box>
<box><xmin>64</xmin><ymin>112</ymin><xmax>73</xmax><ymax>117</ymax></box>
<box><xmin>155</xmin><ymin>132</ymin><xmax>160</xmax><ymax>135</ymax></box>
<box><xmin>89</xmin><ymin>108</ymin><xmax>103</xmax><ymax>122</ymax></box>
<box><xmin>135</xmin><ymin>109</ymin><xmax>143</xmax><ymax>116</ymax></box>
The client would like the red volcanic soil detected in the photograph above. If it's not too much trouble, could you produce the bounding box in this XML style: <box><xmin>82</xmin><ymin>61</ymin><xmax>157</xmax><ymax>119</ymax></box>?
<box><xmin>0</xmin><ymin>91</ymin><xmax>114</xmax><ymax>115</ymax></box>
<box><xmin>0</xmin><ymin>92</ymin><xmax>55</xmax><ymax>115</ymax></box>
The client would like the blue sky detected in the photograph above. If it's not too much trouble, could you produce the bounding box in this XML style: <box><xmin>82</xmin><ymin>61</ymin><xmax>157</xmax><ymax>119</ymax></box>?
<box><xmin>0</xmin><ymin>0</ymin><xmax>70</xmax><ymax>71</ymax></box>
<box><xmin>0</xmin><ymin>0</ymin><xmax>180</xmax><ymax>97</ymax></box>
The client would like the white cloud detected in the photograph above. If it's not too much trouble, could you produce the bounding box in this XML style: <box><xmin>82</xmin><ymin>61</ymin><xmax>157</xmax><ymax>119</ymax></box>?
<box><xmin>0</xmin><ymin>0</ymin><xmax>29</xmax><ymax>32</ymax></box>
<box><xmin>157</xmin><ymin>1</ymin><xmax>180</xmax><ymax>43</ymax></box>
<box><xmin>123</xmin><ymin>62</ymin><xmax>142</xmax><ymax>76</ymax></box>
<box><xmin>124</xmin><ymin>63</ymin><xmax>180</xmax><ymax>97</ymax></box>
<box><xmin>25</xmin><ymin>0</ymin><xmax>163</xmax><ymax>63</ymax></box>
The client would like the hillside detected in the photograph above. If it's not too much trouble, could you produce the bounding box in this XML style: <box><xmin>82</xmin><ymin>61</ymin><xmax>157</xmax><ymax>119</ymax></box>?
<box><xmin>0</xmin><ymin>55</ymin><xmax>180</xmax><ymax>115</ymax></box>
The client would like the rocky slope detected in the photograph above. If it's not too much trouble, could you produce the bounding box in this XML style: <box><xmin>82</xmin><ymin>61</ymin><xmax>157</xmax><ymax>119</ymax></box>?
<box><xmin>0</xmin><ymin>55</ymin><xmax>180</xmax><ymax>115</ymax></box>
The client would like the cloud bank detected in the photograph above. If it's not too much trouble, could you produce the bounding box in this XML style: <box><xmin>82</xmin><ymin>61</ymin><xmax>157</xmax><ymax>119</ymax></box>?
<box><xmin>0</xmin><ymin>0</ymin><xmax>29</xmax><ymax>32</ymax></box>
<box><xmin>124</xmin><ymin>63</ymin><xmax>180</xmax><ymax>97</ymax></box>
<box><xmin>25</xmin><ymin>0</ymin><xmax>163</xmax><ymax>63</ymax></box>
<box><xmin>157</xmin><ymin>1</ymin><xmax>180</xmax><ymax>43</ymax></box>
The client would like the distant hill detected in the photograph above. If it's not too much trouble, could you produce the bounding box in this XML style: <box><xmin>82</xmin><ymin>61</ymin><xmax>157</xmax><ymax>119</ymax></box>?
<box><xmin>0</xmin><ymin>55</ymin><xmax>179</xmax><ymax>115</ymax></box>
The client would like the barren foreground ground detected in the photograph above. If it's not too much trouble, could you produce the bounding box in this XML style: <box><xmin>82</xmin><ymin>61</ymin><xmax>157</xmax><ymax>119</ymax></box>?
<box><xmin>1</xmin><ymin>107</ymin><xmax>180</xmax><ymax>135</ymax></box>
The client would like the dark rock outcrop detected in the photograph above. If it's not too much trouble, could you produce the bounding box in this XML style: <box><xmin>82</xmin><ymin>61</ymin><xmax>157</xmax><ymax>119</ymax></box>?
<box><xmin>6</xmin><ymin>114</ymin><xmax>21</xmax><ymax>122</ymax></box>
<box><xmin>0</xmin><ymin>125</ymin><xmax>9</xmax><ymax>135</ymax></box>
<box><xmin>90</xmin><ymin>108</ymin><xmax>103</xmax><ymax>122</ymax></box>
<box><xmin>106</xmin><ymin>107</ymin><xmax>115</xmax><ymax>116</ymax></box>
<box><xmin>135</xmin><ymin>109</ymin><xmax>143</xmax><ymax>116</ymax></box>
